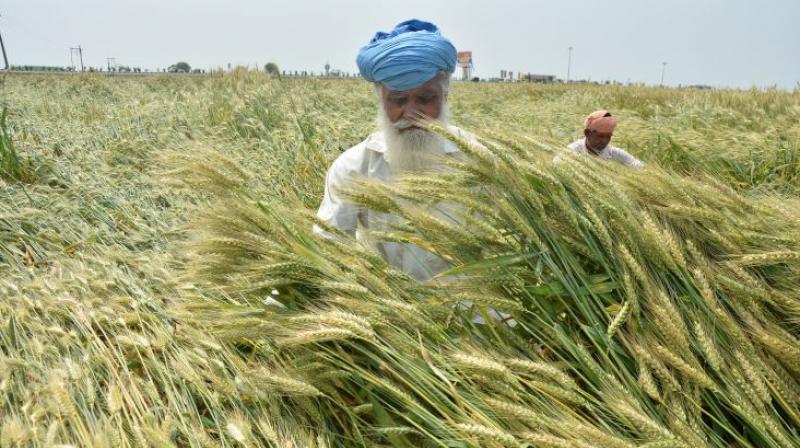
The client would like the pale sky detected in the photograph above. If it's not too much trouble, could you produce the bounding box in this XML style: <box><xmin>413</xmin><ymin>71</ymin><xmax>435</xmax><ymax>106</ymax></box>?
<box><xmin>3</xmin><ymin>0</ymin><xmax>798</xmax><ymax>89</ymax></box>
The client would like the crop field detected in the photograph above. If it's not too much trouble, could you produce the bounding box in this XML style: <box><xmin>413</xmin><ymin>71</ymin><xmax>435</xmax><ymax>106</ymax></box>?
<box><xmin>1</xmin><ymin>71</ymin><xmax>799</xmax><ymax>447</ymax></box>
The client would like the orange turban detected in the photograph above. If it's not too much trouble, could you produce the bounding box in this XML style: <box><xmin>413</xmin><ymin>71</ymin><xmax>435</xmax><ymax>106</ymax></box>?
<box><xmin>584</xmin><ymin>110</ymin><xmax>617</xmax><ymax>133</ymax></box>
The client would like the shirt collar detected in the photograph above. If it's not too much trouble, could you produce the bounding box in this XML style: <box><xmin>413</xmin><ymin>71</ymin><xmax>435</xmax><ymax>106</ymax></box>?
<box><xmin>583</xmin><ymin>138</ymin><xmax>611</xmax><ymax>156</ymax></box>
<box><xmin>366</xmin><ymin>130</ymin><xmax>461</xmax><ymax>154</ymax></box>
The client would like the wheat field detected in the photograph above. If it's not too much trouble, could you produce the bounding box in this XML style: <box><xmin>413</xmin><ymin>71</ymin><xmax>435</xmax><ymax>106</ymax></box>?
<box><xmin>1</xmin><ymin>71</ymin><xmax>799</xmax><ymax>447</ymax></box>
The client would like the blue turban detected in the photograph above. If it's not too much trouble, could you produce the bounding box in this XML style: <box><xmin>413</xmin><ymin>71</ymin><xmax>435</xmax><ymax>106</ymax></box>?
<box><xmin>356</xmin><ymin>19</ymin><xmax>456</xmax><ymax>91</ymax></box>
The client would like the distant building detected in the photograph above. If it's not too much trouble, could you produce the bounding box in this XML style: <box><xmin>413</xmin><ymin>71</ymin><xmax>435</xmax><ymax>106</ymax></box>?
<box><xmin>519</xmin><ymin>73</ymin><xmax>556</xmax><ymax>83</ymax></box>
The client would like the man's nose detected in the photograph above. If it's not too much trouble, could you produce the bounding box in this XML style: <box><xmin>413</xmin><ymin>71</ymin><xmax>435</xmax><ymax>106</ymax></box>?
<box><xmin>403</xmin><ymin>101</ymin><xmax>420</xmax><ymax>119</ymax></box>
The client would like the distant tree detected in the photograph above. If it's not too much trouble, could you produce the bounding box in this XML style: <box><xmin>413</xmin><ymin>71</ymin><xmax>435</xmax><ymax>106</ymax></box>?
<box><xmin>264</xmin><ymin>62</ymin><xmax>280</xmax><ymax>75</ymax></box>
<box><xmin>168</xmin><ymin>62</ymin><xmax>191</xmax><ymax>73</ymax></box>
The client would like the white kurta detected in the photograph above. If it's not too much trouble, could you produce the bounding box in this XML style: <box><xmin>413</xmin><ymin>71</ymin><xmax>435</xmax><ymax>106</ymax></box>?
<box><xmin>559</xmin><ymin>139</ymin><xmax>644</xmax><ymax>168</ymax></box>
<box><xmin>314</xmin><ymin>125</ymin><xmax>479</xmax><ymax>281</ymax></box>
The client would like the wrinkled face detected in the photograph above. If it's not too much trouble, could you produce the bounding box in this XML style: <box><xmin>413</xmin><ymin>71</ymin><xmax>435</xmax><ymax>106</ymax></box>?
<box><xmin>377</xmin><ymin>78</ymin><xmax>449</xmax><ymax>175</ymax></box>
<box><xmin>380</xmin><ymin>75</ymin><xmax>446</xmax><ymax>126</ymax></box>
<box><xmin>584</xmin><ymin>129</ymin><xmax>613</xmax><ymax>152</ymax></box>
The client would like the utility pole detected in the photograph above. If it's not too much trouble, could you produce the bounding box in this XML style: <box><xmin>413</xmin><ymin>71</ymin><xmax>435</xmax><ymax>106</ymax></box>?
<box><xmin>660</xmin><ymin>61</ymin><xmax>667</xmax><ymax>87</ymax></box>
<box><xmin>70</xmin><ymin>47</ymin><xmax>84</xmax><ymax>72</ymax></box>
<box><xmin>567</xmin><ymin>46</ymin><xmax>573</xmax><ymax>83</ymax></box>
<box><xmin>106</xmin><ymin>57</ymin><xmax>116</xmax><ymax>72</ymax></box>
<box><xmin>0</xmin><ymin>14</ymin><xmax>10</xmax><ymax>70</ymax></box>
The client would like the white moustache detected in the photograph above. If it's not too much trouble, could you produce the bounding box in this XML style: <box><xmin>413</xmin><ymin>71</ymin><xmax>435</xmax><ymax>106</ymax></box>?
<box><xmin>392</xmin><ymin>119</ymin><xmax>422</xmax><ymax>131</ymax></box>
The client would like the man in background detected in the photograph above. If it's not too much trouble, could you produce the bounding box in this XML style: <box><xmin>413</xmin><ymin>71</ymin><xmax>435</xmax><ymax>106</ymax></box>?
<box><xmin>561</xmin><ymin>110</ymin><xmax>644</xmax><ymax>168</ymax></box>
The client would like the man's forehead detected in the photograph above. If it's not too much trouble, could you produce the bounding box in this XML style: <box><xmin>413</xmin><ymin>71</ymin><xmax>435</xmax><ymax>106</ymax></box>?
<box><xmin>383</xmin><ymin>77</ymin><xmax>442</xmax><ymax>96</ymax></box>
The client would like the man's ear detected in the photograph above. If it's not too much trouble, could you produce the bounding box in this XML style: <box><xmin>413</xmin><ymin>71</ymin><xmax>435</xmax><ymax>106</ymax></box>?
<box><xmin>438</xmin><ymin>72</ymin><xmax>450</xmax><ymax>98</ymax></box>
<box><xmin>583</xmin><ymin>129</ymin><xmax>591</xmax><ymax>138</ymax></box>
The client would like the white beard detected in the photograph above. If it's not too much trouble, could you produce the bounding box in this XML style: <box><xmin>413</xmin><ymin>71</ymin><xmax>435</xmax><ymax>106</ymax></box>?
<box><xmin>378</xmin><ymin>104</ymin><xmax>449</xmax><ymax>176</ymax></box>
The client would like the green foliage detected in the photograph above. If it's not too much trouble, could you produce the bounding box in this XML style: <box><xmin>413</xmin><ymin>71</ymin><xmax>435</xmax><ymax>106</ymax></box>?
<box><xmin>0</xmin><ymin>108</ymin><xmax>47</xmax><ymax>183</ymax></box>
<box><xmin>264</xmin><ymin>62</ymin><xmax>280</xmax><ymax>75</ymax></box>
<box><xmin>169</xmin><ymin>61</ymin><xmax>191</xmax><ymax>72</ymax></box>
<box><xmin>0</xmin><ymin>108</ymin><xmax>23</xmax><ymax>181</ymax></box>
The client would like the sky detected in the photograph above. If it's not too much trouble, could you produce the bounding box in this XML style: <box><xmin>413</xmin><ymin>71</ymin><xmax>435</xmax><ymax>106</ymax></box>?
<box><xmin>2</xmin><ymin>0</ymin><xmax>798</xmax><ymax>89</ymax></box>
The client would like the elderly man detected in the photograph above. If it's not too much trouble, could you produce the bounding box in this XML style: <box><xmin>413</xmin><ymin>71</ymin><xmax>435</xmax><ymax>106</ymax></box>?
<box><xmin>314</xmin><ymin>19</ymin><xmax>479</xmax><ymax>282</ymax></box>
<box><xmin>561</xmin><ymin>110</ymin><xmax>644</xmax><ymax>168</ymax></box>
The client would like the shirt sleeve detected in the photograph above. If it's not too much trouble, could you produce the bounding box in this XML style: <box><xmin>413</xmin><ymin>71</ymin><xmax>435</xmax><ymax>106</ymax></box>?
<box><xmin>447</xmin><ymin>125</ymin><xmax>488</xmax><ymax>151</ymax></box>
<box><xmin>314</xmin><ymin>156</ymin><xmax>360</xmax><ymax>237</ymax></box>
<box><xmin>612</xmin><ymin>148</ymin><xmax>644</xmax><ymax>168</ymax></box>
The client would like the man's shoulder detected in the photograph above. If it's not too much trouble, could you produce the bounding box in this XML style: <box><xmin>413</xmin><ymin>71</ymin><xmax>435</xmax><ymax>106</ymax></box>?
<box><xmin>328</xmin><ymin>134</ymin><xmax>377</xmax><ymax>175</ymax></box>
<box><xmin>567</xmin><ymin>139</ymin><xmax>585</xmax><ymax>151</ymax></box>
<box><xmin>446</xmin><ymin>124</ymin><xmax>475</xmax><ymax>140</ymax></box>
<box><xmin>444</xmin><ymin>124</ymin><xmax>484</xmax><ymax>151</ymax></box>
<box><xmin>608</xmin><ymin>145</ymin><xmax>635</xmax><ymax>159</ymax></box>
<box><xmin>608</xmin><ymin>145</ymin><xmax>644</xmax><ymax>167</ymax></box>
<box><xmin>355</xmin><ymin>130</ymin><xmax>390</xmax><ymax>154</ymax></box>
